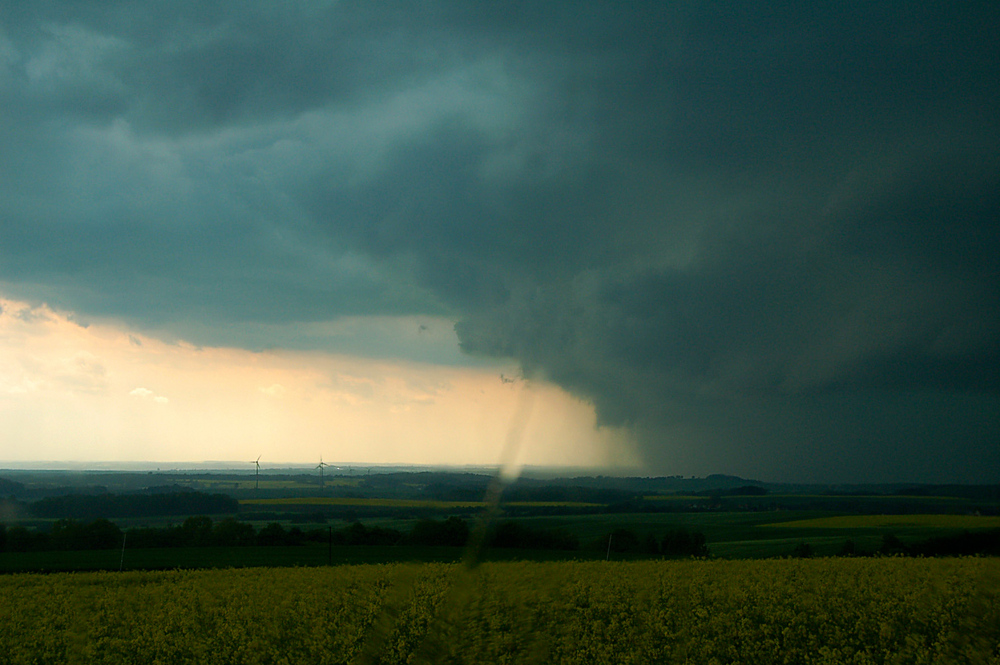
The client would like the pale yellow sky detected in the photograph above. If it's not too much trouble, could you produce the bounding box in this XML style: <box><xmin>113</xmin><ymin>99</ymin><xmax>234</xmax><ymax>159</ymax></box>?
<box><xmin>0</xmin><ymin>297</ymin><xmax>637</xmax><ymax>469</ymax></box>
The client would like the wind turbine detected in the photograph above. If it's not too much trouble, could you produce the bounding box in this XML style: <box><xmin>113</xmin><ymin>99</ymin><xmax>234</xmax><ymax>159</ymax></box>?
<box><xmin>316</xmin><ymin>456</ymin><xmax>328</xmax><ymax>488</ymax></box>
<box><xmin>250</xmin><ymin>455</ymin><xmax>261</xmax><ymax>491</ymax></box>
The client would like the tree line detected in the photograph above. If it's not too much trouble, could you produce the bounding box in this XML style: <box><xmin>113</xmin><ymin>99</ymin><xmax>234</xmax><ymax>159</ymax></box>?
<box><xmin>0</xmin><ymin>515</ymin><xmax>712</xmax><ymax>558</ymax></box>
<box><xmin>5</xmin><ymin>513</ymin><xmax>995</xmax><ymax>559</ymax></box>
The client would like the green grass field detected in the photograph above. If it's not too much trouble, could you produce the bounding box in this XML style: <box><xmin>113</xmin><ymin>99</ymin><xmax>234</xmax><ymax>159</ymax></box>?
<box><xmin>516</xmin><ymin>510</ymin><xmax>822</xmax><ymax>543</ymax></box>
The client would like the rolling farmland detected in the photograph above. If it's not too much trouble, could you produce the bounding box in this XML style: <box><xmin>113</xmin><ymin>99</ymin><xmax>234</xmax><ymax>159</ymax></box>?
<box><xmin>3</xmin><ymin>470</ymin><xmax>1000</xmax><ymax>662</ymax></box>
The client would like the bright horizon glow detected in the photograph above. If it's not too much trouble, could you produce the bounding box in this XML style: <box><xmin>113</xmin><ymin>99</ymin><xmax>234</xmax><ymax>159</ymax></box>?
<box><xmin>0</xmin><ymin>297</ymin><xmax>638</xmax><ymax>470</ymax></box>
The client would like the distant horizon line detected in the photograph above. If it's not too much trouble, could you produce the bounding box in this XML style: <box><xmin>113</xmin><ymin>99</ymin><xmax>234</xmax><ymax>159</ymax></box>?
<box><xmin>1</xmin><ymin>462</ymin><xmax>995</xmax><ymax>487</ymax></box>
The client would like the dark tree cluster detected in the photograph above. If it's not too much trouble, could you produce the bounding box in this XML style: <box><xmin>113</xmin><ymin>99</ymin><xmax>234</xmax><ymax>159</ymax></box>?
<box><xmin>128</xmin><ymin>517</ymin><xmax>302</xmax><ymax>548</ymax></box>
<box><xmin>257</xmin><ymin>522</ymin><xmax>306</xmax><ymax>546</ymax></box>
<box><xmin>660</xmin><ymin>528</ymin><xmax>710</xmax><ymax>556</ymax></box>
<box><xmin>604</xmin><ymin>527</ymin><xmax>642</xmax><ymax>554</ymax></box>
<box><xmin>30</xmin><ymin>491</ymin><xmax>239</xmax><ymax>519</ymax></box>
<box><xmin>872</xmin><ymin>530</ymin><xmax>1000</xmax><ymax>557</ymax></box>
<box><xmin>50</xmin><ymin>518</ymin><xmax>123</xmax><ymax>550</ymax></box>
<box><xmin>0</xmin><ymin>517</ymin><xmax>301</xmax><ymax>552</ymax></box>
<box><xmin>1</xmin><ymin>520</ymin><xmax>122</xmax><ymax>552</ymax></box>
<box><xmin>913</xmin><ymin>529</ymin><xmax>1000</xmax><ymax>556</ymax></box>
<box><xmin>485</xmin><ymin>521</ymin><xmax>579</xmax><ymax>551</ymax></box>
<box><xmin>407</xmin><ymin>516</ymin><xmax>470</xmax><ymax>547</ymax></box>
<box><xmin>598</xmin><ymin>527</ymin><xmax>709</xmax><ymax>557</ymax></box>
<box><xmin>0</xmin><ymin>516</ymin><xmax>473</xmax><ymax>553</ymax></box>
<box><xmin>330</xmin><ymin>522</ymin><xmax>403</xmax><ymax>547</ymax></box>
<box><xmin>0</xmin><ymin>524</ymin><xmax>49</xmax><ymax>552</ymax></box>
<box><xmin>794</xmin><ymin>530</ymin><xmax>1000</xmax><ymax>558</ymax></box>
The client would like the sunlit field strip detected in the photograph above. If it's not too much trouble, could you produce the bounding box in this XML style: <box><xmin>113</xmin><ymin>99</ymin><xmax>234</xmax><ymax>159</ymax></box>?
<box><xmin>239</xmin><ymin>497</ymin><xmax>604</xmax><ymax>509</ymax></box>
<box><xmin>763</xmin><ymin>514</ymin><xmax>1000</xmax><ymax>529</ymax></box>
<box><xmin>1</xmin><ymin>558</ymin><xmax>997</xmax><ymax>664</ymax></box>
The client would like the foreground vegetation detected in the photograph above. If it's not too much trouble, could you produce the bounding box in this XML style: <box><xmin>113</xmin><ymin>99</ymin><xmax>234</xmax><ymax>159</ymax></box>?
<box><xmin>1</xmin><ymin>557</ymin><xmax>997</xmax><ymax>664</ymax></box>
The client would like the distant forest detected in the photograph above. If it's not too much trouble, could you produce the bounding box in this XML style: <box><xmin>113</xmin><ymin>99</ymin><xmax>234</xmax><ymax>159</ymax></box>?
<box><xmin>28</xmin><ymin>491</ymin><xmax>239</xmax><ymax>519</ymax></box>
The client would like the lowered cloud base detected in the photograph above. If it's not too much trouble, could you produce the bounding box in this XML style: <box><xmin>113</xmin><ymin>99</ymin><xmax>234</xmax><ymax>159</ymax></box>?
<box><xmin>0</xmin><ymin>297</ymin><xmax>632</xmax><ymax>470</ymax></box>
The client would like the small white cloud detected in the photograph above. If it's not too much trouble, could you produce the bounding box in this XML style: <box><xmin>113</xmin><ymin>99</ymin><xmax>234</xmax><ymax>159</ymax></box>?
<box><xmin>259</xmin><ymin>383</ymin><xmax>287</xmax><ymax>397</ymax></box>
<box><xmin>130</xmin><ymin>387</ymin><xmax>168</xmax><ymax>404</ymax></box>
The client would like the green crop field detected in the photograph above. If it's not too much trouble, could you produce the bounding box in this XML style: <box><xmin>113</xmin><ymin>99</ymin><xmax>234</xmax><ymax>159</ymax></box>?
<box><xmin>512</xmin><ymin>510</ymin><xmax>827</xmax><ymax>545</ymax></box>
<box><xmin>1</xmin><ymin>558</ymin><xmax>997</xmax><ymax>664</ymax></box>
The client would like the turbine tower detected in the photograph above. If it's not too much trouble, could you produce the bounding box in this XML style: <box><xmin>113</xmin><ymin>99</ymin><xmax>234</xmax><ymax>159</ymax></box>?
<box><xmin>316</xmin><ymin>456</ymin><xmax>328</xmax><ymax>488</ymax></box>
<box><xmin>250</xmin><ymin>455</ymin><xmax>261</xmax><ymax>491</ymax></box>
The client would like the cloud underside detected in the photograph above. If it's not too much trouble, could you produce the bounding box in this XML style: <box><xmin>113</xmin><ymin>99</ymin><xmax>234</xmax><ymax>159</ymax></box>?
<box><xmin>1</xmin><ymin>1</ymin><xmax>998</xmax><ymax>479</ymax></box>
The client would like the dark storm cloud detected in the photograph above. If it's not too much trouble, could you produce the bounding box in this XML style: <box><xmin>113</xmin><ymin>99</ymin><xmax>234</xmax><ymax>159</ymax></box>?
<box><xmin>1</xmin><ymin>1</ymin><xmax>998</xmax><ymax>480</ymax></box>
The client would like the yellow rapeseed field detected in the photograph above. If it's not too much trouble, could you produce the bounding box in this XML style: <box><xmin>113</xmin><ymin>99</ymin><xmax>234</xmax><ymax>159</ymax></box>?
<box><xmin>1</xmin><ymin>558</ymin><xmax>997</xmax><ymax>664</ymax></box>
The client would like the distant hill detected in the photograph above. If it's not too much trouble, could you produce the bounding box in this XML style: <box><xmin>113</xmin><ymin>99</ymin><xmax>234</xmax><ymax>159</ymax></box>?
<box><xmin>0</xmin><ymin>476</ymin><xmax>25</xmax><ymax>496</ymax></box>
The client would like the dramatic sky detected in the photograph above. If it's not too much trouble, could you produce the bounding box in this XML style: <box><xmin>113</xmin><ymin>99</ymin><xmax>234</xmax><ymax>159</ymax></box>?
<box><xmin>1</xmin><ymin>1</ymin><xmax>998</xmax><ymax>482</ymax></box>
